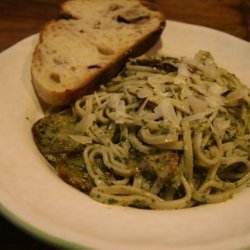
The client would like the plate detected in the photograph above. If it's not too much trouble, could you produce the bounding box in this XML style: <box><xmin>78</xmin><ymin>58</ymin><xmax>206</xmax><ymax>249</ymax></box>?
<box><xmin>0</xmin><ymin>21</ymin><xmax>250</xmax><ymax>250</ymax></box>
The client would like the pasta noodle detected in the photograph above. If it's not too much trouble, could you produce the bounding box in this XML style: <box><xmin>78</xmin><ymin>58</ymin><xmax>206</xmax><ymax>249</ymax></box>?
<box><xmin>69</xmin><ymin>50</ymin><xmax>250</xmax><ymax>209</ymax></box>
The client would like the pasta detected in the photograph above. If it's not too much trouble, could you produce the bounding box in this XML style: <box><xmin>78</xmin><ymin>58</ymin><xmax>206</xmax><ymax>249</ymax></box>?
<box><xmin>69</xmin><ymin>51</ymin><xmax>250</xmax><ymax>209</ymax></box>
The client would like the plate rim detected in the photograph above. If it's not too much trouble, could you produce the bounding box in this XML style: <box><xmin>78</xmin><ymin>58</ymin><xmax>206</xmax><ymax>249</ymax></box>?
<box><xmin>0</xmin><ymin>20</ymin><xmax>249</xmax><ymax>250</ymax></box>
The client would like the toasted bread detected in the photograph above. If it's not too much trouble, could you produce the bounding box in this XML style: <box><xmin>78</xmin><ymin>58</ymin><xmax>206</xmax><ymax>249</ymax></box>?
<box><xmin>31</xmin><ymin>0</ymin><xmax>165</xmax><ymax>106</ymax></box>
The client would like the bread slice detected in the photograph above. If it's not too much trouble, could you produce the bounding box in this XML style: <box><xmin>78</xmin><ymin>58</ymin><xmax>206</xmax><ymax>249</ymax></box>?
<box><xmin>31</xmin><ymin>0</ymin><xmax>165</xmax><ymax>106</ymax></box>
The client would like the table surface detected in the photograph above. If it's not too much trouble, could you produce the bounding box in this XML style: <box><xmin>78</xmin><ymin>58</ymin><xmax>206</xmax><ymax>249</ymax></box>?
<box><xmin>0</xmin><ymin>0</ymin><xmax>249</xmax><ymax>249</ymax></box>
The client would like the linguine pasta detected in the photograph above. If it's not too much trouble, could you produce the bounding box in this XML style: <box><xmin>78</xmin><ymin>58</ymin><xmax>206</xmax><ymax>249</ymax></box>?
<box><xmin>68</xmin><ymin>51</ymin><xmax>250</xmax><ymax>209</ymax></box>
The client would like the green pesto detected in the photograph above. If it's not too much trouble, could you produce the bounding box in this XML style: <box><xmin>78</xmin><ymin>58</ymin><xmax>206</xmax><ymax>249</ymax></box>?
<box><xmin>108</xmin><ymin>198</ymin><xmax>118</xmax><ymax>204</ymax></box>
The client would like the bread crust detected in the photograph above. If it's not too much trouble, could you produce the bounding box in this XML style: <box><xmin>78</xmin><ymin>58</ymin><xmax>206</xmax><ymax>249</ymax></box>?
<box><xmin>31</xmin><ymin>0</ymin><xmax>166</xmax><ymax>106</ymax></box>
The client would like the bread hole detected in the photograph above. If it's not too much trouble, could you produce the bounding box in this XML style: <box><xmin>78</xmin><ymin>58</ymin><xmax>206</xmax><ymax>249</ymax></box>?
<box><xmin>60</xmin><ymin>12</ymin><xmax>76</xmax><ymax>20</ymax></box>
<box><xmin>88</xmin><ymin>64</ymin><xmax>101</xmax><ymax>69</ymax></box>
<box><xmin>53</xmin><ymin>57</ymin><xmax>68</xmax><ymax>66</ymax></box>
<box><xmin>117</xmin><ymin>15</ymin><xmax>149</xmax><ymax>24</ymax></box>
<box><xmin>50</xmin><ymin>73</ymin><xmax>61</xmax><ymax>83</ymax></box>
<box><xmin>116</xmin><ymin>15</ymin><xmax>131</xmax><ymax>24</ymax></box>
<box><xmin>70</xmin><ymin>66</ymin><xmax>76</xmax><ymax>71</ymax></box>
<box><xmin>53</xmin><ymin>58</ymin><xmax>63</xmax><ymax>65</ymax></box>
<box><xmin>96</xmin><ymin>45</ymin><xmax>114</xmax><ymax>56</ymax></box>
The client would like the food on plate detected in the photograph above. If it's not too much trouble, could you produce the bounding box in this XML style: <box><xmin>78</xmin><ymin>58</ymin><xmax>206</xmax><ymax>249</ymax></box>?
<box><xmin>31</xmin><ymin>0</ymin><xmax>165</xmax><ymax>106</ymax></box>
<box><xmin>33</xmin><ymin>51</ymin><xmax>250</xmax><ymax>209</ymax></box>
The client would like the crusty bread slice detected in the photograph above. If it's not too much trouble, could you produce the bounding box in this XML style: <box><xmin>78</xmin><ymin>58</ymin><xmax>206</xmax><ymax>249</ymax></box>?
<box><xmin>31</xmin><ymin>0</ymin><xmax>165</xmax><ymax>106</ymax></box>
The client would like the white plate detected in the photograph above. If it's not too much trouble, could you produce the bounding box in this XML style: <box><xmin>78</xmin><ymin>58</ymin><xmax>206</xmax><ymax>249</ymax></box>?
<box><xmin>0</xmin><ymin>21</ymin><xmax>249</xmax><ymax>250</ymax></box>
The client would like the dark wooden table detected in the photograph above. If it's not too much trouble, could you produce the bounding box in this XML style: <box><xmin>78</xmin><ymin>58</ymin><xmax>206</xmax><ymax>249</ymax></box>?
<box><xmin>0</xmin><ymin>0</ymin><xmax>249</xmax><ymax>249</ymax></box>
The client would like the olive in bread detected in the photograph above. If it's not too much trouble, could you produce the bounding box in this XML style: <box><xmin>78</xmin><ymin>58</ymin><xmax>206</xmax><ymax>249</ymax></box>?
<box><xmin>31</xmin><ymin>0</ymin><xmax>165</xmax><ymax>106</ymax></box>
